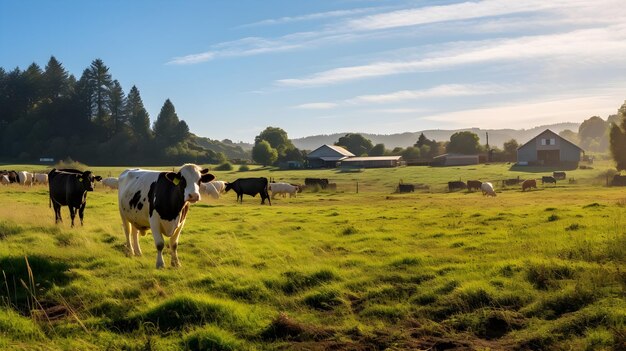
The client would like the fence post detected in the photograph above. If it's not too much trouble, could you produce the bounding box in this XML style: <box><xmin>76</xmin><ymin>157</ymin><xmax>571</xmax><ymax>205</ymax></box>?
<box><xmin>356</xmin><ymin>181</ymin><xmax>359</xmax><ymax>194</ymax></box>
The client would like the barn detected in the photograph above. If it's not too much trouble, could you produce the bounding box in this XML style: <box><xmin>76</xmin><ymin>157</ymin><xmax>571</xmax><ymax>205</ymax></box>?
<box><xmin>306</xmin><ymin>144</ymin><xmax>355</xmax><ymax>168</ymax></box>
<box><xmin>431</xmin><ymin>153</ymin><xmax>479</xmax><ymax>166</ymax></box>
<box><xmin>517</xmin><ymin>129</ymin><xmax>584</xmax><ymax>166</ymax></box>
<box><xmin>339</xmin><ymin>156</ymin><xmax>403</xmax><ymax>168</ymax></box>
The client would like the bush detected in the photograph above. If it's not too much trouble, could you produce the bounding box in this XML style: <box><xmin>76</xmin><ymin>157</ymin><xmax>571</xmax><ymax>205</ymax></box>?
<box><xmin>215</xmin><ymin>162</ymin><xmax>233</xmax><ymax>171</ymax></box>
<box><xmin>238</xmin><ymin>164</ymin><xmax>250</xmax><ymax>172</ymax></box>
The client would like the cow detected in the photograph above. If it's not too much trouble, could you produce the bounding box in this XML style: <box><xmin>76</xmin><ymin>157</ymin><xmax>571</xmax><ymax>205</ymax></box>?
<box><xmin>48</xmin><ymin>168</ymin><xmax>102</xmax><ymax>227</ymax></box>
<box><xmin>101</xmin><ymin>177</ymin><xmax>119</xmax><ymax>189</ymax></box>
<box><xmin>448</xmin><ymin>181</ymin><xmax>467</xmax><ymax>191</ymax></box>
<box><xmin>553</xmin><ymin>171</ymin><xmax>566</xmax><ymax>180</ymax></box>
<box><xmin>521</xmin><ymin>179</ymin><xmax>537</xmax><ymax>192</ymax></box>
<box><xmin>467</xmin><ymin>180</ymin><xmax>482</xmax><ymax>192</ymax></box>
<box><xmin>200</xmin><ymin>180</ymin><xmax>226</xmax><ymax>199</ymax></box>
<box><xmin>118</xmin><ymin>164</ymin><xmax>215</xmax><ymax>268</ymax></box>
<box><xmin>397</xmin><ymin>184</ymin><xmax>415</xmax><ymax>193</ymax></box>
<box><xmin>33</xmin><ymin>173</ymin><xmax>48</xmax><ymax>185</ymax></box>
<box><xmin>1</xmin><ymin>175</ymin><xmax>9</xmax><ymax>185</ymax></box>
<box><xmin>542</xmin><ymin>176</ymin><xmax>557</xmax><ymax>186</ymax></box>
<box><xmin>17</xmin><ymin>171</ymin><xmax>33</xmax><ymax>186</ymax></box>
<box><xmin>305</xmin><ymin>178</ymin><xmax>329</xmax><ymax>189</ymax></box>
<box><xmin>481</xmin><ymin>182</ymin><xmax>497</xmax><ymax>197</ymax></box>
<box><xmin>269</xmin><ymin>182</ymin><xmax>299</xmax><ymax>199</ymax></box>
<box><xmin>1</xmin><ymin>171</ymin><xmax>19</xmax><ymax>184</ymax></box>
<box><xmin>225</xmin><ymin>178</ymin><xmax>271</xmax><ymax>205</ymax></box>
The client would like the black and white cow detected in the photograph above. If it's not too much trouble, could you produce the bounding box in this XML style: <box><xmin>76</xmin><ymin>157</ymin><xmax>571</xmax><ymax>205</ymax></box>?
<box><xmin>225</xmin><ymin>177</ymin><xmax>271</xmax><ymax>205</ymax></box>
<box><xmin>118</xmin><ymin>164</ymin><xmax>214</xmax><ymax>268</ymax></box>
<box><xmin>48</xmin><ymin>168</ymin><xmax>102</xmax><ymax>227</ymax></box>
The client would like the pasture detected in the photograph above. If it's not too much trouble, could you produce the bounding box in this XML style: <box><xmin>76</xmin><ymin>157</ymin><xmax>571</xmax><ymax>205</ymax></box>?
<box><xmin>0</xmin><ymin>163</ymin><xmax>624</xmax><ymax>350</ymax></box>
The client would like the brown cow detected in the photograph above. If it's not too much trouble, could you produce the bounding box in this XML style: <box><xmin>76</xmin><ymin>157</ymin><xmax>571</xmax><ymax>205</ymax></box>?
<box><xmin>522</xmin><ymin>179</ymin><xmax>537</xmax><ymax>192</ymax></box>
<box><xmin>467</xmin><ymin>180</ymin><xmax>482</xmax><ymax>191</ymax></box>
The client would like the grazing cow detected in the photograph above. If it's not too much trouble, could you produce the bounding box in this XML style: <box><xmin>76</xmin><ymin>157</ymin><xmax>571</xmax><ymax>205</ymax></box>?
<box><xmin>269</xmin><ymin>182</ymin><xmax>299</xmax><ymax>199</ymax></box>
<box><xmin>521</xmin><ymin>179</ymin><xmax>537</xmax><ymax>192</ymax></box>
<box><xmin>397</xmin><ymin>184</ymin><xmax>415</xmax><ymax>193</ymax></box>
<box><xmin>448</xmin><ymin>181</ymin><xmax>467</xmax><ymax>191</ymax></box>
<box><xmin>1</xmin><ymin>170</ymin><xmax>19</xmax><ymax>184</ymax></box>
<box><xmin>225</xmin><ymin>178</ymin><xmax>271</xmax><ymax>205</ymax></box>
<box><xmin>200</xmin><ymin>180</ymin><xmax>226</xmax><ymax>199</ymax></box>
<box><xmin>553</xmin><ymin>171</ymin><xmax>566</xmax><ymax>180</ymax></box>
<box><xmin>1</xmin><ymin>175</ymin><xmax>9</xmax><ymax>185</ymax></box>
<box><xmin>305</xmin><ymin>178</ymin><xmax>329</xmax><ymax>189</ymax></box>
<box><xmin>542</xmin><ymin>176</ymin><xmax>557</xmax><ymax>185</ymax></box>
<box><xmin>17</xmin><ymin>171</ymin><xmax>33</xmax><ymax>186</ymax></box>
<box><xmin>467</xmin><ymin>180</ymin><xmax>482</xmax><ymax>192</ymax></box>
<box><xmin>481</xmin><ymin>182</ymin><xmax>497</xmax><ymax>197</ymax></box>
<box><xmin>101</xmin><ymin>177</ymin><xmax>119</xmax><ymax>189</ymax></box>
<box><xmin>118</xmin><ymin>164</ymin><xmax>215</xmax><ymax>268</ymax></box>
<box><xmin>48</xmin><ymin>169</ymin><xmax>102</xmax><ymax>227</ymax></box>
<box><xmin>33</xmin><ymin>173</ymin><xmax>48</xmax><ymax>185</ymax></box>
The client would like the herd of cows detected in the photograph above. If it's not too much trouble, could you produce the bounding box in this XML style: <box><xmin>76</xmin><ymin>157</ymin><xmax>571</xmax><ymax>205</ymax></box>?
<box><xmin>0</xmin><ymin>165</ymin><xmax>568</xmax><ymax>268</ymax></box>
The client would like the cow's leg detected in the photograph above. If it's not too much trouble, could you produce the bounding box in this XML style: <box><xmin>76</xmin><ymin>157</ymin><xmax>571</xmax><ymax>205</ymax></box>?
<box><xmin>131</xmin><ymin>225</ymin><xmax>142</xmax><ymax>256</ymax></box>
<box><xmin>53</xmin><ymin>202</ymin><xmax>62</xmax><ymax>224</ymax></box>
<box><xmin>121</xmin><ymin>216</ymin><xmax>134</xmax><ymax>256</ymax></box>
<box><xmin>69</xmin><ymin>206</ymin><xmax>76</xmax><ymax>227</ymax></box>
<box><xmin>78</xmin><ymin>203</ymin><xmax>86</xmax><ymax>226</ymax></box>
<box><xmin>149</xmin><ymin>221</ymin><xmax>166</xmax><ymax>268</ymax></box>
<box><xmin>169</xmin><ymin>228</ymin><xmax>183</xmax><ymax>268</ymax></box>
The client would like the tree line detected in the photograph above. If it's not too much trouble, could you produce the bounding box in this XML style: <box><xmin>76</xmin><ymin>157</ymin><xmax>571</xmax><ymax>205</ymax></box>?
<box><xmin>0</xmin><ymin>56</ymin><xmax>236</xmax><ymax>165</ymax></box>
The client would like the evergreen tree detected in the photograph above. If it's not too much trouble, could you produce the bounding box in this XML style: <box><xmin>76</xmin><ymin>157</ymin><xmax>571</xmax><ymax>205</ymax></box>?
<box><xmin>153</xmin><ymin>99</ymin><xmax>188</xmax><ymax>147</ymax></box>
<box><xmin>108</xmin><ymin>80</ymin><xmax>127</xmax><ymax>136</ymax></box>
<box><xmin>415</xmin><ymin>133</ymin><xmax>428</xmax><ymax>148</ymax></box>
<box><xmin>610</xmin><ymin>100</ymin><xmax>626</xmax><ymax>171</ymax></box>
<box><xmin>87</xmin><ymin>59</ymin><xmax>113</xmax><ymax>132</ymax></box>
<box><xmin>42</xmin><ymin>56</ymin><xmax>70</xmax><ymax>100</ymax></box>
<box><xmin>126</xmin><ymin>85</ymin><xmax>151</xmax><ymax>139</ymax></box>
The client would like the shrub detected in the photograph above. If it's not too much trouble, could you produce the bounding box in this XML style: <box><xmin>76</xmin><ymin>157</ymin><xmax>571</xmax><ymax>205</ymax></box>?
<box><xmin>215</xmin><ymin>162</ymin><xmax>233</xmax><ymax>171</ymax></box>
<box><xmin>238</xmin><ymin>164</ymin><xmax>250</xmax><ymax>172</ymax></box>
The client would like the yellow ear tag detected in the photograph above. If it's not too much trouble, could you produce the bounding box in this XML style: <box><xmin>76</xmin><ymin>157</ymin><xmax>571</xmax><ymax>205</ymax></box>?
<box><xmin>78</xmin><ymin>177</ymin><xmax>83</xmax><ymax>182</ymax></box>
<box><xmin>173</xmin><ymin>178</ymin><xmax>180</xmax><ymax>185</ymax></box>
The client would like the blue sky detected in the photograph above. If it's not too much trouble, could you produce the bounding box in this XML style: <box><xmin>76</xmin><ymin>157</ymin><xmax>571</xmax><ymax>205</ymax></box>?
<box><xmin>2</xmin><ymin>0</ymin><xmax>625</xmax><ymax>143</ymax></box>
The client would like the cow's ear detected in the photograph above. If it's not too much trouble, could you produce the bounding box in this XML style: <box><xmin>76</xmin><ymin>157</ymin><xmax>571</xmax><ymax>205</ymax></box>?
<box><xmin>200</xmin><ymin>168</ymin><xmax>210</xmax><ymax>174</ymax></box>
<box><xmin>165</xmin><ymin>172</ymin><xmax>181</xmax><ymax>185</ymax></box>
<box><xmin>201</xmin><ymin>173</ymin><xmax>215</xmax><ymax>183</ymax></box>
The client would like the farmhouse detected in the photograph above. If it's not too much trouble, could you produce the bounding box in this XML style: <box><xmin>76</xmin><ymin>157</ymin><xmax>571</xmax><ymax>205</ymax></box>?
<box><xmin>431</xmin><ymin>153</ymin><xmax>479</xmax><ymax>166</ymax></box>
<box><xmin>306</xmin><ymin>144</ymin><xmax>355</xmax><ymax>168</ymax></box>
<box><xmin>517</xmin><ymin>129</ymin><xmax>584</xmax><ymax>166</ymax></box>
<box><xmin>339</xmin><ymin>156</ymin><xmax>403</xmax><ymax>168</ymax></box>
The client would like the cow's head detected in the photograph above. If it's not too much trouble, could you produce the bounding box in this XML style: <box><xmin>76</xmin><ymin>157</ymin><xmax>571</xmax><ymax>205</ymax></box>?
<box><xmin>167</xmin><ymin>164</ymin><xmax>215</xmax><ymax>203</ymax></box>
<box><xmin>224</xmin><ymin>182</ymin><xmax>232</xmax><ymax>192</ymax></box>
<box><xmin>78</xmin><ymin>171</ymin><xmax>102</xmax><ymax>191</ymax></box>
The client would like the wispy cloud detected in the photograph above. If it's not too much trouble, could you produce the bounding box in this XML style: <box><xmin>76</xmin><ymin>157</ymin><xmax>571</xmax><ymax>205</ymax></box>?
<box><xmin>241</xmin><ymin>7</ymin><xmax>385</xmax><ymax>27</ymax></box>
<box><xmin>347</xmin><ymin>84</ymin><xmax>510</xmax><ymax>104</ymax></box>
<box><xmin>277</xmin><ymin>24</ymin><xmax>626</xmax><ymax>87</ymax></box>
<box><xmin>293</xmin><ymin>102</ymin><xmax>339</xmax><ymax>110</ymax></box>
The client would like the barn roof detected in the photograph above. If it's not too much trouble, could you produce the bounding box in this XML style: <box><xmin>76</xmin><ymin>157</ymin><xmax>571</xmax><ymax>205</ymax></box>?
<box><xmin>307</xmin><ymin>144</ymin><xmax>355</xmax><ymax>158</ymax></box>
<box><xmin>517</xmin><ymin>129</ymin><xmax>584</xmax><ymax>151</ymax></box>
<box><xmin>433</xmin><ymin>153</ymin><xmax>479</xmax><ymax>159</ymax></box>
<box><xmin>342</xmin><ymin>156</ymin><xmax>402</xmax><ymax>162</ymax></box>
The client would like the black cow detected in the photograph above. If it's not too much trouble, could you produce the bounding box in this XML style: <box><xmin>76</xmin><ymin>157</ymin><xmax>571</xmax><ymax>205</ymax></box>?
<box><xmin>448</xmin><ymin>181</ymin><xmax>467</xmax><ymax>191</ymax></box>
<box><xmin>553</xmin><ymin>171</ymin><xmax>566</xmax><ymax>180</ymax></box>
<box><xmin>0</xmin><ymin>170</ymin><xmax>19</xmax><ymax>183</ymax></box>
<box><xmin>398</xmin><ymin>184</ymin><xmax>415</xmax><ymax>193</ymax></box>
<box><xmin>48</xmin><ymin>168</ymin><xmax>102</xmax><ymax>227</ymax></box>
<box><xmin>467</xmin><ymin>180</ymin><xmax>482</xmax><ymax>191</ymax></box>
<box><xmin>225</xmin><ymin>178</ymin><xmax>271</xmax><ymax>205</ymax></box>
<box><xmin>305</xmin><ymin>178</ymin><xmax>329</xmax><ymax>189</ymax></box>
<box><xmin>542</xmin><ymin>176</ymin><xmax>557</xmax><ymax>185</ymax></box>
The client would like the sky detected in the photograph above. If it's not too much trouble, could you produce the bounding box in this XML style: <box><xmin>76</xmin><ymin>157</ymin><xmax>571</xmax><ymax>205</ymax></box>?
<box><xmin>1</xmin><ymin>0</ymin><xmax>626</xmax><ymax>143</ymax></box>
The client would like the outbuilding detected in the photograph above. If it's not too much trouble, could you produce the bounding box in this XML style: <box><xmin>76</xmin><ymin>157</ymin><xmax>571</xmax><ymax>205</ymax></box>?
<box><xmin>339</xmin><ymin>156</ymin><xmax>403</xmax><ymax>168</ymax></box>
<box><xmin>431</xmin><ymin>153</ymin><xmax>479</xmax><ymax>166</ymax></box>
<box><xmin>517</xmin><ymin>129</ymin><xmax>584</xmax><ymax>166</ymax></box>
<box><xmin>306</xmin><ymin>144</ymin><xmax>355</xmax><ymax>168</ymax></box>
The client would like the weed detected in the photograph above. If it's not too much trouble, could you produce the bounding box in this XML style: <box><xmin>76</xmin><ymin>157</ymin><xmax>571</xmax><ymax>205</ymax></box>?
<box><xmin>547</xmin><ymin>214</ymin><xmax>560</xmax><ymax>222</ymax></box>
<box><xmin>565</xmin><ymin>223</ymin><xmax>582</xmax><ymax>231</ymax></box>
<box><xmin>341</xmin><ymin>225</ymin><xmax>358</xmax><ymax>235</ymax></box>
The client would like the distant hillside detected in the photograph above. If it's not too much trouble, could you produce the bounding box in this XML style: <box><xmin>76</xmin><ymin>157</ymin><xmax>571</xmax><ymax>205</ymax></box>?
<box><xmin>291</xmin><ymin>123</ymin><xmax>580</xmax><ymax>151</ymax></box>
<box><xmin>189</xmin><ymin>134</ymin><xmax>250</xmax><ymax>160</ymax></box>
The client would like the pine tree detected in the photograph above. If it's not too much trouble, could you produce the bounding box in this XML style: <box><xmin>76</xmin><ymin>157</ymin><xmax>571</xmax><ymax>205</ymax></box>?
<box><xmin>108</xmin><ymin>80</ymin><xmax>127</xmax><ymax>136</ymax></box>
<box><xmin>126</xmin><ymin>85</ymin><xmax>151</xmax><ymax>139</ymax></box>
<box><xmin>42</xmin><ymin>56</ymin><xmax>70</xmax><ymax>100</ymax></box>
<box><xmin>153</xmin><ymin>99</ymin><xmax>188</xmax><ymax>147</ymax></box>
<box><xmin>87</xmin><ymin>59</ymin><xmax>113</xmax><ymax>130</ymax></box>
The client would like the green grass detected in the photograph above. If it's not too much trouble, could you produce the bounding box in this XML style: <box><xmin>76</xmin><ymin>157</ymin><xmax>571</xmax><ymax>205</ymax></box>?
<box><xmin>0</xmin><ymin>161</ymin><xmax>624</xmax><ymax>349</ymax></box>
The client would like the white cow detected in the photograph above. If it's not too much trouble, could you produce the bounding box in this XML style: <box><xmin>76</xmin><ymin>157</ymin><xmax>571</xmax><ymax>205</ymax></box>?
<box><xmin>269</xmin><ymin>182</ymin><xmax>299</xmax><ymax>199</ymax></box>
<box><xmin>1</xmin><ymin>175</ymin><xmax>9</xmax><ymax>185</ymax></box>
<box><xmin>481</xmin><ymin>182</ymin><xmax>497</xmax><ymax>197</ymax></box>
<box><xmin>33</xmin><ymin>173</ymin><xmax>48</xmax><ymax>185</ymax></box>
<box><xmin>118</xmin><ymin>164</ymin><xmax>214</xmax><ymax>268</ymax></box>
<box><xmin>101</xmin><ymin>177</ymin><xmax>119</xmax><ymax>189</ymax></box>
<box><xmin>17</xmin><ymin>171</ymin><xmax>33</xmax><ymax>186</ymax></box>
<box><xmin>200</xmin><ymin>180</ymin><xmax>227</xmax><ymax>199</ymax></box>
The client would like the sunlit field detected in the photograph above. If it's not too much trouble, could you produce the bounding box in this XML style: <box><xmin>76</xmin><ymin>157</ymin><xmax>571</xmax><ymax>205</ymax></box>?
<box><xmin>0</xmin><ymin>162</ymin><xmax>624</xmax><ymax>350</ymax></box>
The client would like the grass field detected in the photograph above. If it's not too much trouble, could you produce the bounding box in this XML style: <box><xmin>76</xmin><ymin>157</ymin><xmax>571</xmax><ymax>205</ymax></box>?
<box><xmin>0</xmin><ymin>162</ymin><xmax>624</xmax><ymax>350</ymax></box>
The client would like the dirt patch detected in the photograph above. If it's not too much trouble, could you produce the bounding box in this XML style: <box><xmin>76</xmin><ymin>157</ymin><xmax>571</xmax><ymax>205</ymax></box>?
<box><xmin>261</xmin><ymin>312</ymin><xmax>335</xmax><ymax>341</ymax></box>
